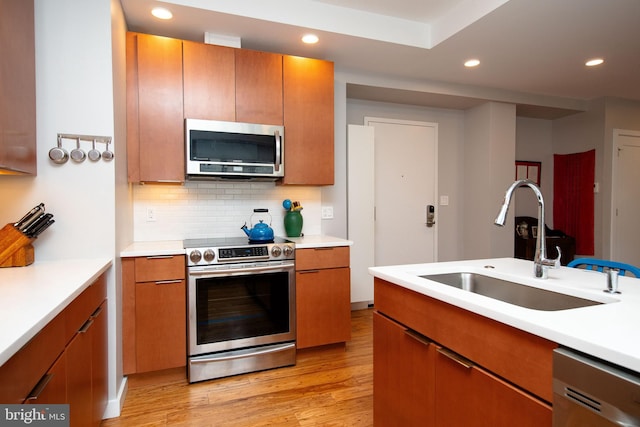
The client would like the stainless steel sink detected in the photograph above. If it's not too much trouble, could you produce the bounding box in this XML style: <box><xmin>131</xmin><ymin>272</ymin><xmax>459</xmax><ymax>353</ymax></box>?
<box><xmin>420</xmin><ymin>272</ymin><xmax>603</xmax><ymax>311</ymax></box>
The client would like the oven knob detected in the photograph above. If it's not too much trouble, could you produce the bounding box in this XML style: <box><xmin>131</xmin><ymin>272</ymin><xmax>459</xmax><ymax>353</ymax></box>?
<box><xmin>203</xmin><ymin>249</ymin><xmax>215</xmax><ymax>262</ymax></box>
<box><xmin>271</xmin><ymin>245</ymin><xmax>282</xmax><ymax>257</ymax></box>
<box><xmin>283</xmin><ymin>245</ymin><xmax>294</xmax><ymax>257</ymax></box>
<box><xmin>189</xmin><ymin>250</ymin><xmax>202</xmax><ymax>264</ymax></box>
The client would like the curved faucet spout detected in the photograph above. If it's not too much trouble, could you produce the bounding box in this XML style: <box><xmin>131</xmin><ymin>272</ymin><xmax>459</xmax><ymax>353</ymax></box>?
<box><xmin>494</xmin><ymin>179</ymin><xmax>561</xmax><ymax>279</ymax></box>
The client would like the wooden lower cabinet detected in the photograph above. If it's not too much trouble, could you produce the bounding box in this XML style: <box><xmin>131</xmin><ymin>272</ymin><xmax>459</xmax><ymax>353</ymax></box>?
<box><xmin>29</xmin><ymin>352</ymin><xmax>67</xmax><ymax>404</ymax></box>
<box><xmin>295</xmin><ymin>247</ymin><xmax>351</xmax><ymax>349</ymax></box>
<box><xmin>373</xmin><ymin>278</ymin><xmax>553</xmax><ymax>426</ymax></box>
<box><xmin>296</xmin><ymin>267</ymin><xmax>351</xmax><ymax>348</ymax></box>
<box><xmin>435</xmin><ymin>347</ymin><xmax>551</xmax><ymax>427</ymax></box>
<box><xmin>135</xmin><ymin>280</ymin><xmax>186</xmax><ymax>372</ymax></box>
<box><xmin>373</xmin><ymin>312</ymin><xmax>435</xmax><ymax>426</ymax></box>
<box><xmin>0</xmin><ymin>274</ymin><xmax>107</xmax><ymax>426</ymax></box>
<box><xmin>122</xmin><ymin>255</ymin><xmax>186</xmax><ymax>374</ymax></box>
<box><xmin>66</xmin><ymin>322</ymin><xmax>93</xmax><ymax>426</ymax></box>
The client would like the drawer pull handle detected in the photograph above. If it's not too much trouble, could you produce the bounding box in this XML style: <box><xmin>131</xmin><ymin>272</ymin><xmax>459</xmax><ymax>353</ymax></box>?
<box><xmin>155</xmin><ymin>279</ymin><xmax>183</xmax><ymax>285</ymax></box>
<box><xmin>79</xmin><ymin>318</ymin><xmax>94</xmax><ymax>334</ymax></box>
<box><xmin>437</xmin><ymin>347</ymin><xmax>474</xmax><ymax>369</ymax></box>
<box><xmin>26</xmin><ymin>373</ymin><xmax>54</xmax><ymax>401</ymax></box>
<box><xmin>404</xmin><ymin>329</ymin><xmax>432</xmax><ymax>347</ymax></box>
<box><xmin>91</xmin><ymin>305</ymin><xmax>104</xmax><ymax>318</ymax></box>
<box><xmin>299</xmin><ymin>270</ymin><xmax>320</xmax><ymax>274</ymax></box>
<box><xmin>313</xmin><ymin>247</ymin><xmax>334</xmax><ymax>251</ymax></box>
<box><xmin>146</xmin><ymin>255</ymin><xmax>174</xmax><ymax>260</ymax></box>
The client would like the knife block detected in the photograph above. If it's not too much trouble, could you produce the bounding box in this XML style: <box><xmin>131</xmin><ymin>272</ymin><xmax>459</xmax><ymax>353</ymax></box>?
<box><xmin>0</xmin><ymin>223</ymin><xmax>35</xmax><ymax>267</ymax></box>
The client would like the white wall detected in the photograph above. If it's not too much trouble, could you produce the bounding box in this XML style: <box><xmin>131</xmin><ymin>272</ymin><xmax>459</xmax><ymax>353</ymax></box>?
<box><xmin>515</xmin><ymin>117</ymin><xmax>554</xmax><ymax>221</ymax></box>
<box><xmin>463</xmin><ymin>102</ymin><xmax>516</xmax><ymax>259</ymax></box>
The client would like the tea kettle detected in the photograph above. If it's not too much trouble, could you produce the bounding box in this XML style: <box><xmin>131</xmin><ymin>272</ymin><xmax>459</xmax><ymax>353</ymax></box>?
<box><xmin>241</xmin><ymin>209</ymin><xmax>275</xmax><ymax>242</ymax></box>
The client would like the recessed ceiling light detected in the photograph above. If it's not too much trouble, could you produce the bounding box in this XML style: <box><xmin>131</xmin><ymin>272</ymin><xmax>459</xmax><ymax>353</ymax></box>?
<box><xmin>302</xmin><ymin>34</ymin><xmax>319</xmax><ymax>44</ymax></box>
<box><xmin>464</xmin><ymin>59</ymin><xmax>480</xmax><ymax>68</ymax></box>
<box><xmin>151</xmin><ymin>7</ymin><xmax>173</xmax><ymax>20</ymax></box>
<box><xmin>585</xmin><ymin>58</ymin><xmax>604</xmax><ymax>67</ymax></box>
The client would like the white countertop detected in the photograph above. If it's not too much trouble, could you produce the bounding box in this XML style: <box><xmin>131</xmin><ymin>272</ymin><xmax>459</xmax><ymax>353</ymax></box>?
<box><xmin>0</xmin><ymin>258</ymin><xmax>112</xmax><ymax>366</ymax></box>
<box><xmin>285</xmin><ymin>235</ymin><xmax>352</xmax><ymax>249</ymax></box>
<box><xmin>120</xmin><ymin>240</ymin><xmax>185</xmax><ymax>257</ymax></box>
<box><xmin>369</xmin><ymin>258</ymin><xmax>640</xmax><ymax>373</ymax></box>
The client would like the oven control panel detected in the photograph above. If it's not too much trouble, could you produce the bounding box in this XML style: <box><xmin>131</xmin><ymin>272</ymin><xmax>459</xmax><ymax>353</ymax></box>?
<box><xmin>219</xmin><ymin>246</ymin><xmax>269</xmax><ymax>259</ymax></box>
<box><xmin>186</xmin><ymin>242</ymin><xmax>295</xmax><ymax>266</ymax></box>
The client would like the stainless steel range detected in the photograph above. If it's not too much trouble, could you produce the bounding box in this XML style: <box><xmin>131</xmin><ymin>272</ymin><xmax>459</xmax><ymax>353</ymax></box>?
<box><xmin>184</xmin><ymin>237</ymin><xmax>296</xmax><ymax>383</ymax></box>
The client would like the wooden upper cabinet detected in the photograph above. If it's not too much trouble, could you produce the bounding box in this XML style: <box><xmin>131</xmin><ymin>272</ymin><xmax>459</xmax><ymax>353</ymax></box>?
<box><xmin>235</xmin><ymin>49</ymin><xmax>283</xmax><ymax>125</ymax></box>
<box><xmin>183</xmin><ymin>41</ymin><xmax>236</xmax><ymax>121</ymax></box>
<box><xmin>0</xmin><ymin>0</ymin><xmax>36</xmax><ymax>175</ymax></box>
<box><xmin>282</xmin><ymin>56</ymin><xmax>334</xmax><ymax>185</ymax></box>
<box><xmin>127</xmin><ymin>33</ymin><xmax>184</xmax><ymax>183</ymax></box>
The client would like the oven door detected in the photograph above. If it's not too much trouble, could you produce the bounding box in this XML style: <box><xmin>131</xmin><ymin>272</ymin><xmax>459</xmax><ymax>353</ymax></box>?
<box><xmin>188</xmin><ymin>261</ymin><xmax>295</xmax><ymax>357</ymax></box>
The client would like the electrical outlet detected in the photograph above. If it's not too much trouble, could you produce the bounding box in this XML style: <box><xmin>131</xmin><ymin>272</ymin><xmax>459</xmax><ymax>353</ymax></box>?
<box><xmin>321</xmin><ymin>206</ymin><xmax>334</xmax><ymax>219</ymax></box>
<box><xmin>146</xmin><ymin>207</ymin><xmax>156</xmax><ymax>222</ymax></box>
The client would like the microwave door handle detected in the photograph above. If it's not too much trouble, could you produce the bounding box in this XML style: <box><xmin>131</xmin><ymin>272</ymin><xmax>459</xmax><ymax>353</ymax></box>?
<box><xmin>274</xmin><ymin>130</ymin><xmax>282</xmax><ymax>172</ymax></box>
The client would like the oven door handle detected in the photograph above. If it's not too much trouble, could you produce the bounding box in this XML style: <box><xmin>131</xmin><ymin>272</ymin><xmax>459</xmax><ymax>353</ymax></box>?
<box><xmin>189</xmin><ymin>263</ymin><xmax>294</xmax><ymax>277</ymax></box>
<box><xmin>191</xmin><ymin>342</ymin><xmax>295</xmax><ymax>364</ymax></box>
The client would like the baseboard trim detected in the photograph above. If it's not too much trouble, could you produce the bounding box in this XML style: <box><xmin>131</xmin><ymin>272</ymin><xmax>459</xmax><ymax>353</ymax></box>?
<box><xmin>102</xmin><ymin>376</ymin><xmax>128</xmax><ymax>419</ymax></box>
<box><xmin>351</xmin><ymin>301</ymin><xmax>374</xmax><ymax>311</ymax></box>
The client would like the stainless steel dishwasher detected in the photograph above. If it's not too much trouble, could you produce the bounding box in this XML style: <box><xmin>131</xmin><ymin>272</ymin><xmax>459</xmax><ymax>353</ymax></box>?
<box><xmin>553</xmin><ymin>347</ymin><xmax>640</xmax><ymax>426</ymax></box>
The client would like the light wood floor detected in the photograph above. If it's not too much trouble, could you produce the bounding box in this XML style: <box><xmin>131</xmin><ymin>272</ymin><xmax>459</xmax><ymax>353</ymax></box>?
<box><xmin>101</xmin><ymin>309</ymin><xmax>373</xmax><ymax>427</ymax></box>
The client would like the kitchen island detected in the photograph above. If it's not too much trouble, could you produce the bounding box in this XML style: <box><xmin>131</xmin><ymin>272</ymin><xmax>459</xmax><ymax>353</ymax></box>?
<box><xmin>370</xmin><ymin>257</ymin><xmax>640</xmax><ymax>372</ymax></box>
<box><xmin>369</xmin><ymin>257</ymin><xmax>640</xmax><ymax>426</ymax></box>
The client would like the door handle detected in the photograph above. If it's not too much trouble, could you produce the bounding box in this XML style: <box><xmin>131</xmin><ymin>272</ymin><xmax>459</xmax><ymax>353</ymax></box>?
<box><xmin>426</xmin><ymin>205</ymin><xmax>435</xmax><ymax>227</ymax></box>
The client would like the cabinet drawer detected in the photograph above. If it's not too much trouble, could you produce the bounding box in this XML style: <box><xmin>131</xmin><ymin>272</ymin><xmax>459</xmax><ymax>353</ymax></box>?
<box><xmin>435</xmin><ymin>347</ymin><xmax>552</xmax><ymax>426</ymax></box>
<box><xmin>296</xmin><ymin>246</ymin><xmax>349</xmax><ymax>271</ymax></box>
<box><xmin>0</xmin><ymin>309</ymin><xmax>66</xmax><ymax>404</ymax></box>
<box><xmin>374</xmin><ymin>277</ymin><xmax>556</xmax><ymax>403</ymax></box>
<box><xmin>65</xmin><ymin>273</ymin><xmax>107</xmax><ymax>339</ymax></box>
<box><xmin>134</xmin><ymin>255</ymin><xmax>185</xmax><ymax>282</ymax></box>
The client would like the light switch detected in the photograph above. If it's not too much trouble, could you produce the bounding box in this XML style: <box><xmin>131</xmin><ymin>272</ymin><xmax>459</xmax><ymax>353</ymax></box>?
<box><xmin>439</xmin><ymin>195</ymin><xmax>449</xmax><ymax>206</ymax></box>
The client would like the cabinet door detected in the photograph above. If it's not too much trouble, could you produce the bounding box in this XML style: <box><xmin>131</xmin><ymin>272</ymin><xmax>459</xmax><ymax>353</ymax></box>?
<box><xmin>282</xmin><ymin>56</ymin><xmax>334</xmax><ymax>185</ymax></box>
<box><xmin>0</xmin><ymin>0</ymin><xmax>36</xmax><ymax>175</ymax></box>
<box><xmin>435</xmin><ymin>347</ymin><xmax>552</xmax><ymax>427</ymax></box>
<box><xmin>373</xmin><ymin>312</ymin><xmax>436</xmax><ymax>427</ymax></box>
<box><xmin>135</xmin><ymin>279</ymin><xmax>187</xmax><ymax>373</ymax></box>
<box><xmin>23</xmin><ymin>353</ymin><xmax>67</xmax><ymax>405</ymax></box>
<box><xmin>296</xmin><ymin>267</ymin><xmax>351</xmax><ymax>349</ymax></box>
<box><xmin>91</xmin><ymin>302</ymin><xmax>108</xmax><ymax>427</ymax></box>
<box><xmin>235</xmin><ymin>49</ymin><xmax>283</xmax><ymax>125</ymax></box>
<box><xmin>183</xmin><ymin>41</ymin><xmax>236</xmax><ymax>121</ymax></box>
<box><xmin>127</xmin><ymin>33</ymin><xmax>184</xmax><ymax>182</ymax></box>
<box><xmin>66</xmin><ymin>323</ymin><xmax>93</xmax><ymax>427</ymax></box>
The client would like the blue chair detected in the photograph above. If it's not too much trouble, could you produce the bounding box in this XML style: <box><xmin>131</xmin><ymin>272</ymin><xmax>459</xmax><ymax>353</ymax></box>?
<box><xmin>567</xmin><ymin>258</ymin><xmax>640</xmax><ymax>278</ymax></box>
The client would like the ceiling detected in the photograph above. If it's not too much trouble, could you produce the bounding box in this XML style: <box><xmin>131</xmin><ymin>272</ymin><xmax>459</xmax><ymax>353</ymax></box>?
<box><xmin>120</xmin><ymin>0</ymin><xmax>640</xmax><ymax>119</ymax></box>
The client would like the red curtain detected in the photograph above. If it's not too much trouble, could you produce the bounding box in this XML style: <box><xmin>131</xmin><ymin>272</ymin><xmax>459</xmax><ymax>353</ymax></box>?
<box><xmin>553</xmin><ymin>150</ymin><xmax>595</xmax><ymax>255</ymax></box>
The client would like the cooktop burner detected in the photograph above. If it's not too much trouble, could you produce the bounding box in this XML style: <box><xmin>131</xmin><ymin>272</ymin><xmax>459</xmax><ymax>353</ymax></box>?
<box><xmin>183</xmin><ymin>237</ymin><xmax>295</xmax><ymax>266</ymax></box>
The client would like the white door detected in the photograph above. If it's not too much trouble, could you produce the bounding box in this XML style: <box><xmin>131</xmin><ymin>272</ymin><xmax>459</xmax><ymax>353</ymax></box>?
<box><xmin>365</xmin><ymin>117</ymin><xmax>438</xmax><ymax>266</ymax></box>
<box><xmin>612</xmin><ymin>129</ymin><xmax>640</xmax><ymax>266</ymax></box>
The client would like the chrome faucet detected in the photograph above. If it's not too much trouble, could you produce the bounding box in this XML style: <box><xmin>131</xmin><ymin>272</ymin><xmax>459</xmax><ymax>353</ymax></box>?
<box><xmin>494</xmin><ymin>179</ymin><xmax>561</xmax><ymax>279</ymax></box>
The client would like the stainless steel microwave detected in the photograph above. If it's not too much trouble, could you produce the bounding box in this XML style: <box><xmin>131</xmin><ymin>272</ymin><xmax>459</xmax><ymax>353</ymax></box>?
<box><xmin>185</xmin><ymin>119</ymin><xmax>284</xmax><ymax>180</ymax></box>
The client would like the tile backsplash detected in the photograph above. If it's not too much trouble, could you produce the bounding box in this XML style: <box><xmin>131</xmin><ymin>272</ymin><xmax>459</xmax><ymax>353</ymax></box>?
<box><xmin>133</xmin><ymin>181</ymin><xmax>322</xmax><ymax>241</ymax></box>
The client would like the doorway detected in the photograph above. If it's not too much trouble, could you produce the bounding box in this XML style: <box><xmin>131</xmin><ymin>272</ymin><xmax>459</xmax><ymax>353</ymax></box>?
<box><xmin>347</xmin><ymin>118</ymin><xmax>438</xmax><ymax>303</ymax></box>
<box><xmin>611</xmin><ymin>129</ymin><xmax>640</xmax><ymax>266</ymax></box>
<box><xmin>365</xmin><ymin>117</ymin><xmax>438</xmax><ymax>266</ymax></box>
